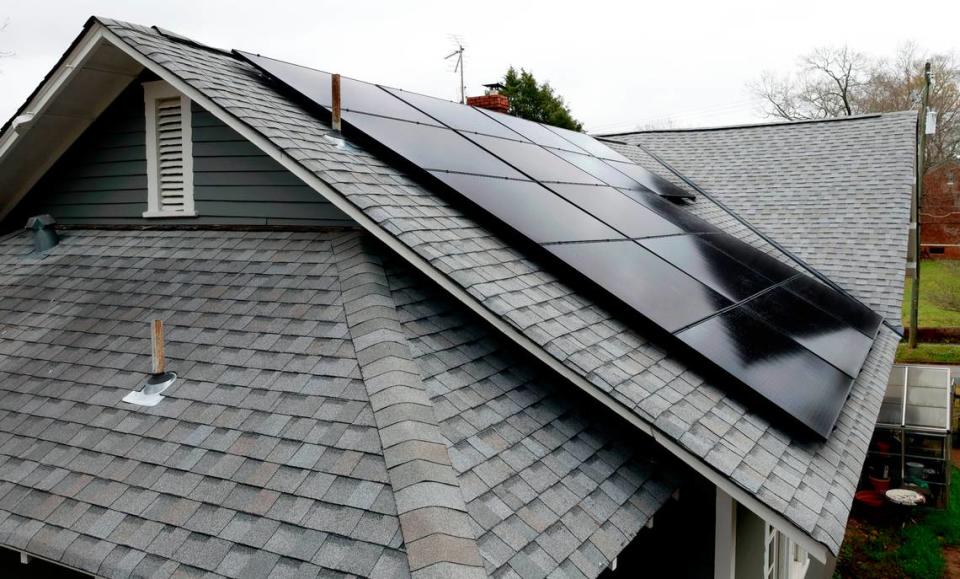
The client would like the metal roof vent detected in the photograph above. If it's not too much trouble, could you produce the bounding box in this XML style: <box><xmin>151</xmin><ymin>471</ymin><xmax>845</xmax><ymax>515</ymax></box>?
<box><xmin>123</xmin><ymin>320</ymin><xmax>176</xmax><ymax>407</ymax></box>
<box><xmin>25</xmin><ymin>214</ymin><xmax>59</xmax><ymax>252</ymax></box>
<box><xmin>323</xmin><ymin>134</ymin><xmax>360</xmax><ymax>153</ymax></box>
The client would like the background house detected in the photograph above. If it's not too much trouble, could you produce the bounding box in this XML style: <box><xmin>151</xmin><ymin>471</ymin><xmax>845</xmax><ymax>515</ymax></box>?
<box><xmin>921</xmin><ymin>160</ymin><xmax>960</xmax><ymax>259</ymax></box>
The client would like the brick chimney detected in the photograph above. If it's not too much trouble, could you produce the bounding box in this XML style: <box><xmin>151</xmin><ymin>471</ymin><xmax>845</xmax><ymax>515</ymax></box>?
<box><xmin>467</xmin><ymin>82</ymin><xmax>509</xmax><ymax>114</ymax></box>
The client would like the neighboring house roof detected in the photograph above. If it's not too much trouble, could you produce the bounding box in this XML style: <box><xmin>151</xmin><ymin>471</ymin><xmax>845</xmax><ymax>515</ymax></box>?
<box><xmin>599</xmin><ymin>113</ymin><xmax>917</xmax><ymax>324</ymax></box>
<box><xmin>0</xmin><ymin>229</ymin><xmax>678</xmax><ymax>578</ymax></box>
<box><xmin>0</xmin><ymin>16</ymin><xmax>914</xmax><ymax>575</ymax></box>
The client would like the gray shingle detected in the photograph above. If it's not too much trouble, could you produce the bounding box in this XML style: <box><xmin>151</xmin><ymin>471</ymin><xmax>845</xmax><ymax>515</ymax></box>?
<box><xmin>0</xmin><ymin>227</ymin><xmax>409</xmax><ymax>577</ymax></box>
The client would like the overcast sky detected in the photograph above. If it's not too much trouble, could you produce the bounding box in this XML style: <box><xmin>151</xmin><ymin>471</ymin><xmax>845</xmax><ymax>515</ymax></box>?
<box><xmin>1</xmin><ymin>0</ymin><xmax>958</xmax><ymax>133</ymax></box>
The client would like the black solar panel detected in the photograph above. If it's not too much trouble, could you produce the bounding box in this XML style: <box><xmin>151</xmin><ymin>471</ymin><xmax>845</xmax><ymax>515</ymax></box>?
<box><xmin>469</xmin><ymin>134</ymin><xmax>603</xmax><ymax>185</ymax></box>
<box><xmin>781</xmin><ymin>275</ymin><xmax>883</xmax><ymax>338</ymax></box>
<box><xmin>242</xmin><ymin>55</ymin><xmax>441</xmax><ymax>125</ymax></box>
<box><xmin>238</xmin><ymin>51</ymin><xmax>886</xmax><ymax>439</ymax></box>
<box><xmin>639</xmin><ymin>235</ymin><xmax>787</xmax><ymax>302</ymax></box>
<box><xmin>546</xmin><ymin>124</ymin><xmax>629</xmax><ymax>160</ymax></box>
<box><xmin>382</xmin><ymin>86</ymin><xmax>521</xmax><ymax>140</ymax></box>
<box><xmin>345</xmin><ymin>113</ymin><xmax>524</xmax><ymax>179</ymax></box>
<box><xmin>608</xmin><ymin>160</ymin><xmax>695</xmax><ymax>199</ymax></box>
<box><xmin>549</xmin><ymin>149</ymin><xmax>647</xmax><ymax>190</ymax></box>
<box><xmin>743</xmin><ymin>285</ymin><xmax>874</xmax><ymax>377</ymax></box>
<box><xmin>547</xmin><ymin>240</ymin><xmax>731</xmax><ymax>332</ymax></box>
<box><xmin>618</xmin><ymin>188</ymin><xmax>721</xmax><ymax>233</ymax></box>
<box><xmin>475</xmin><ymin>108</ymin><xmax>587</xmax><ymax>152</ymax></box>
<box><xmin>430</xmin><ymin>172</ymin><xmax>621</xmax><ymax>243</ymax></box>
<box><xmin>549</xmin><ymin>184</ymin><xmax>683</xmax><ymax>239</ymax></box>
<box><xmin>675</xmin><ymin>308</ymin><xmax>854</xmax><ymax>438</ymax></box>
<box><xmin>695</xmin><ymin>234</ymin><xmax>798</xmax><ymax>283</ymax></box>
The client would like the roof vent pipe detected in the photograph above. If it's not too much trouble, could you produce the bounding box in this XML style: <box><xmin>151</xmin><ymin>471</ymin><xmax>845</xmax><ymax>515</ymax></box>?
<box><xmin>122</xmin><ymin>320</ymin><xmax>177</xmax><ymax>407</ymax></box>
<box><xmin>25</xmin><ymin>214</ymin><xmax>59</xmax><ymax>252</ymax></box>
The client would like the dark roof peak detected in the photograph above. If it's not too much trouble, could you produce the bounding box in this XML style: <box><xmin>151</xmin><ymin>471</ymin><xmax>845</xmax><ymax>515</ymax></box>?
<box><xmin>597</xmin><ymin>110</ymin><xmax>916</xmax><ymax>138</ymax></box>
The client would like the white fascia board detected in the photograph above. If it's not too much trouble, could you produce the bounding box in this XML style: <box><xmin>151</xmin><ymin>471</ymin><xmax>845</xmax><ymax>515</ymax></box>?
<box><xmin>0</xmin><ymin>27</ymin><xmax>103</xmax><ymax>162</ymax></box>
<box><xmin>0</xmin><ymin>23</ymin><xmax>139</xmax><ymax>221</ymax></box>
<box><xmin>99</xmin><ymin>25</ymin><xmax>839</xmax><ymax>562</ymax></box>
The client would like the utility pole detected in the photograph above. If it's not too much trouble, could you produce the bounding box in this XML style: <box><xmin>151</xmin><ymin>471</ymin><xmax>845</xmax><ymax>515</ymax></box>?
<box><xmin>909</xmin><ymin>61</ymin><xmax>931</xmax><ymax>349</ymax></box>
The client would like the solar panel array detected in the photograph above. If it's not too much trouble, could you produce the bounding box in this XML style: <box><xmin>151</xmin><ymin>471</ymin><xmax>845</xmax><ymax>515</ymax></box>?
<box><xmin>238</xmin><ymin>52</ymin><xmax>884</xmax><ymax>439</ymax></box>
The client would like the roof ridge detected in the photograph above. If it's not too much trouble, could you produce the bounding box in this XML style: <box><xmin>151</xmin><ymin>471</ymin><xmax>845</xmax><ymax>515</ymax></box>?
<box><xmin>596</xmin><ymin>110</ymin><xmax>917</xmax><ymax>137</ymax></box>
<box><xmin>92</xmin><ymin>16</ymin><xmax>233</xmax><ymax>56</ymax></box>
<box><xmin>331</xmin><ymin>233</ymin><xmax>485</xmax><ymax>579</ymax></box>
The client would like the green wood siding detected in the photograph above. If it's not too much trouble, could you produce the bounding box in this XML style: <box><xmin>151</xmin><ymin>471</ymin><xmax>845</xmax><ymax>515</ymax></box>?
<box><xmin>188</xmin><ymin>105</ymin><xmax>350</xmax><ymax>226</ymax></box>
<box><xmin>8</xmin><ymin>82</ymin><xmax>351</xmax><ymax>228</ymax></box>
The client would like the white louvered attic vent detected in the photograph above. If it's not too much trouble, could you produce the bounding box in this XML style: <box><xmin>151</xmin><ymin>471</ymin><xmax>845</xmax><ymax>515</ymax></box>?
<box><xmin>143</xmin><ymin>81</ymin><xmax>196</xmax><ymax>218</ymax></box>
<box><xmin>156</xmin><ymin>97</ymin><xmax>186</xmax><ymax>212</ymax></box>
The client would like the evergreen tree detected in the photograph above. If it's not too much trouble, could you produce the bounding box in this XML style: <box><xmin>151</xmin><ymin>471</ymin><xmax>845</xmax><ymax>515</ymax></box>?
<box><xmin>501</xmin><ymin>67</ymin><xmax>583</xmax><ymax>131</ymax></box>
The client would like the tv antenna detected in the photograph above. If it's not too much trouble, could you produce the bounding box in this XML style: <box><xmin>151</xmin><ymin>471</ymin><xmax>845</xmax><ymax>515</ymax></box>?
<box><xmin>445</xmin><ymin>37</ymin><xmax>465</xmax><ymax>103</ymax></box>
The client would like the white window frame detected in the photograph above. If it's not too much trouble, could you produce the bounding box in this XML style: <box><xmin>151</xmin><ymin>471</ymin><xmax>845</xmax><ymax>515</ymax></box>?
<box><xmin>764</xmin><ymin>524</ymin><xmax>810</xmax><ymax>579</ymax></box>
<box><xmin>142</xmin><ymin>80</ymin><xmax>196</xmax><ymax>218</ymax></box>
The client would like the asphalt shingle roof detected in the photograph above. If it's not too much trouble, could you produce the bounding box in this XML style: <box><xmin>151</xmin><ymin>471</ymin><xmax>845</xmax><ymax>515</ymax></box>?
<box><xmin>87</xmin><ymin>18</ymin><xmax>912</xmax><ymax>556</ymax></box>
<box><xmin>0</xmin><ymin>229</ymin><xmax>405</xmax><ymax>577</ymax></box>
<box><xmin>382</xmin><ymin>247</ymin><xmax>679</xmax><ymax>577</ymax></box>
<box><xmin>0</xmin><ymin>227</ymin><xmax>678</xmax><ymax>578</ymax></box>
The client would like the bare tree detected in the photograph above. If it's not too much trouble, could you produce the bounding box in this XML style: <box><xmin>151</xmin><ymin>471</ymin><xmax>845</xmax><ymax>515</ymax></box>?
<box><xmin>751</xmin><ymin>44</ymin><xmax>960</xmax><ymax>169</ymax></box>
<box><xmin>752</xmin><ymin>46</ymin><xmax>870</xmax><ymax>120</ymax></box>
<box><xmin>635</xmin><ymin>118</ymin><xmax>677</xmax><ymax>131</ymax></box>
<box><xmin>863</xmin><ymin>44</ymin><xmax>960</xmax><ymax>168</ymax></box>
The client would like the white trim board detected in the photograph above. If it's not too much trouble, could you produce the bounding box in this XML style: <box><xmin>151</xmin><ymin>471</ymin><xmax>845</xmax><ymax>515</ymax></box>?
<box><xmin>60</xmin><ymin>24</ymin><xmax>836</xmax><ymax>561</ymax></box>
<box><xmin>0</xmin><ymin>25</ymin><xmax>142</xmax><ymax>222</ymax></box>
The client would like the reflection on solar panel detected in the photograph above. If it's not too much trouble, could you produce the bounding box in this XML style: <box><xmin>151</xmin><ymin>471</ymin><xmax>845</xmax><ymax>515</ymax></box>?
<box><xmin>238</xmin><ymin>51</ymin><xmax>884</xmax><ymax>439</ymax></box>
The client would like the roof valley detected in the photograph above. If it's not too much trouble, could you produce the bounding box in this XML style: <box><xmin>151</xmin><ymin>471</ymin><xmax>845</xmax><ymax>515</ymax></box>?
<box><xmin>332</xmin><ymin>232</ymin><xmax>486</xmax><ymax>578</ymax></box>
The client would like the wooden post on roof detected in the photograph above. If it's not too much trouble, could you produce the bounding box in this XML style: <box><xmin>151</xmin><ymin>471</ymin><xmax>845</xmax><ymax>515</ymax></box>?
<box><xmin>332</xmin><ymin>73</ymin><xmax>342</xmax><ymax>132</ymax></box>
<box><xmin>151</xmin><ymin>319</ymin><xmax>165</xmax><ymax>375</ymax></box>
